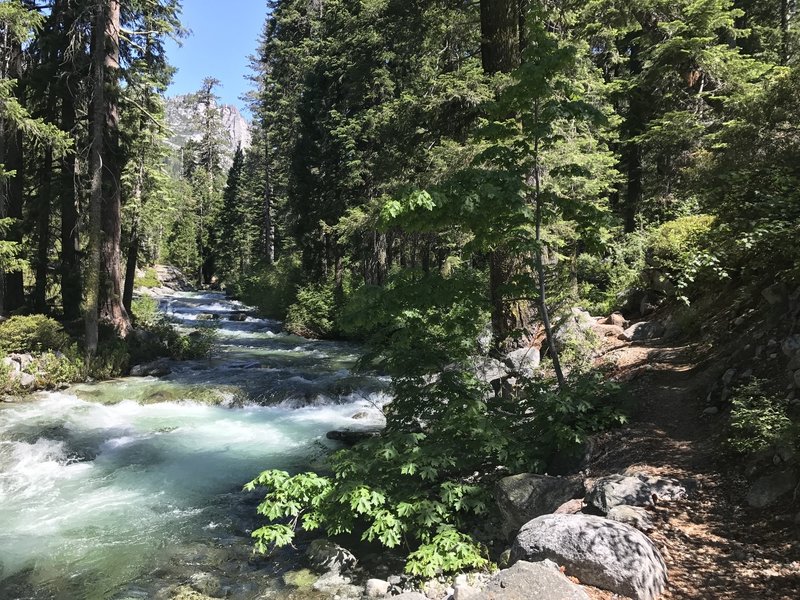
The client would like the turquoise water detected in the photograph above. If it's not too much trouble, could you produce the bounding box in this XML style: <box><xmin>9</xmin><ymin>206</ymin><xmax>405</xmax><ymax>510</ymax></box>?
<box><xmin>0</xmin><ymin>292</ymin><xmax>388</xmax><ymax>599</ymax></box>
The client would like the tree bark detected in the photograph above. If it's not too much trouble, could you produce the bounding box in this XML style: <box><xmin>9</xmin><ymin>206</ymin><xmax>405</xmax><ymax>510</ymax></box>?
<box><xmin>480</xmin><ymin>0</ymin><xmax>535</xmax><ymax>353</ymax></box>
<box><xmin>99</xmin><ymin>0</ymin><xmax>131</xmax><ymax>335</ymax></box>
<box><xmin>122</xmin><ymin>162</ymin><xmax>143</xmax><ymax>314</ymax></box>
<box><xmin>85</xmin><ymin>0</ymin><xmax>107</xmax><ymax>355</ymax></box>
<box><xmin>60</xmin><ymin>75</ymin><xmax>82</xmax><ymax>320</ymax></box>
<box><xmin>34</xmin><ymin>147</ymin><xmax>53</xmax><ymax>313</ymax></box>
<box><xmin>263</xmin><ymin>131</ymin><xmax>275</xmax><ymax>265</ymax></box>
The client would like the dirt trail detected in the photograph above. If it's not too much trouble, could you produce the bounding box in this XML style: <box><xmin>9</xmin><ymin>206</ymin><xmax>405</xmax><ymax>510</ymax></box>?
<box><xmin>587</xmin><ymin>340</ymin><xmax>800</xmax><ymax>599</ymax></box>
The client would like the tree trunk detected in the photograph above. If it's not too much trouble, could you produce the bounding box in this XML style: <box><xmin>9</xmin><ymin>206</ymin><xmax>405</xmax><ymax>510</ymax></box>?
<box><xmin>34</xmin><ymin>147</ymin><xmax>53</xmax><ymax>313</ymax></box>
<box><xmin>85</xmin><ymin>0</ymin><xmax>107</xmax><ymax>355</ymax></box>
<box><xmin>780</xmin><ymin>0</ymin><xmax>791</xmax><ymax>65</ymax></box>
<box><xmin>99</xmin><ymin>0</ymin><xmax>131</xmax><ymax>335</ymax></box>
<box><xmin>480</xmin><ymin>0</ymin><xmax>535</xmax><ymax>353</ymax></box>
<box><xmin>122</xmin><ymin>163</ymin><xmax>144</xmax><ymax>314</ymax></box>
<box><xmin>623</xmin><ymin>37</ymin><xmax>645</xmax><ymax>233</ymax></box>
<box><xmin>480</xmin><ymin>0</ymin><xmax>521</xmax><ymax>74</ymax></box>
<box><xmin>60</xmin><ymin>75</ymin><xmax>82</xmax><ymax>320</ymax></box>
<box><xmin>263</xmin><ymin>131</ymin><xmax>275</xmax><ymax>265</ymax></box>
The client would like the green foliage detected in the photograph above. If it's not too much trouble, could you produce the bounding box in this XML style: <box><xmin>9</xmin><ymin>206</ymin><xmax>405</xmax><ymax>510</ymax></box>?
<box><xmin>234</xmin><ymin>257</ymin><xmax>304</xmax><ymax>320</ymax></box>
<box><xmin>727</xmin><ymin>380</ymin><xmax>794</xmax><ymax>455</ymax></box>
<box><xmin>130</xmin><ymin>296</ymin><xmax>160</xmax><ymax>326</ymax></box>
<box><xmin>0</xmin><ymin>315</ymin><xmax>70</xmax><ymax>354</ymax></box>
<box><xmin>285</xmin><ymin>281</ymin><xmax>337</xmax><ymax>339</ymax></box>
<box><xmin>134</xmin><ymin>268</ymin><xmax>160</xmax><ymax>289</ymax></box>
<box><xmin>647</xmin><ymin>215</ymin><xmax>715</xmax><ymax>274</ymax></box>
<box><xmin>703</xmin><ymin>68</ymin><xmax>800</xmax><ymax>287</ymax></box>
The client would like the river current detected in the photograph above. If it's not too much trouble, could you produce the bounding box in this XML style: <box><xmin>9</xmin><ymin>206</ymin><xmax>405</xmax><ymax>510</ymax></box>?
<box><xmin>0</xmin><ymin>292</ymin><xmax>388</xmax><ymax>599</ymax></box>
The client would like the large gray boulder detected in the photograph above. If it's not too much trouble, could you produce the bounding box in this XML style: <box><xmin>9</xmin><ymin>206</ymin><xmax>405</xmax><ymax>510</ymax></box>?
<box><xmin>746</xmin><ymin>470</ymin><xmax>799</xmax><ymax>508</ymax></box>
<box><xmin>505</xmin><ymin>347</ymin><xmax>541</xmax><ymax>378</ymax></box>
<box><xmin>305</xmin><ymin>539</ymin><xmax>357</xmax><ymax>574</ymax></box>
<box><xmin>474</xmin><ymin>560</ymin><xmax>589</xmax><ymax>600</ymax></box>
<box><xmin>511</xmin><ymin>514</ymin><xmax>668</xmax><ymax>600</ymax></box>
<box><xmin>586</xmin><ymin>473</ymin><xmax>686</xmax><ymax>513</ymax></box>
<box><xmin>496</xmin><ymin>474</ymin><xmax>585</xmax><ymax>538</ymax></box>
<box><xmin>620</xmin><ymin>321</ymin><xmax>665</xmax><ymax>342</ymax></box>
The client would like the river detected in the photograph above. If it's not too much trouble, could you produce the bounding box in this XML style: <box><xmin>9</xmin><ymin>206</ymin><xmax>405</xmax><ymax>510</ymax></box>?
<box><xmin>0</xmin><ymin>292</ymin><xmax>389</xmax><ymax>599</ymax></box>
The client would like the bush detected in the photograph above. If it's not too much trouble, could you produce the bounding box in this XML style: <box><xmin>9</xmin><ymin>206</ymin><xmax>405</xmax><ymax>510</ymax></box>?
<box><xmin>131</xmin><ymin>296</ymin><xmax>160</xmax><ymax>326</ymax></box>
<box><xmin>576</xmin><ymin>231</ymin><xmax>646</xmax><ymax>314</ymax></box>
<box><xmin>0</xmin><ymin>314</ymin><xmax>70</xmax><ymax>354</ymax></box>
<box><xmin>235</xmin><ymin>257</ymin><xmax>304</xmax><ymax>320</ymax></box>
<box><xmin>727</xmin><ymin>380</ymin><xmax>794</xmax><ymax>455</ymax></box>
<box><xmin>134</xmin><ymin>267</ymin><xmax>160</xmax><ymax>289</ymax></box>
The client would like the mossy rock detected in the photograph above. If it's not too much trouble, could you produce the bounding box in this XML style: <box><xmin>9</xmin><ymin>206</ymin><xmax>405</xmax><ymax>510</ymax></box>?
<box><xmin>282</xmin><ymin>569</ymin><xmax>318</xmax><ymax>589</ymax></box>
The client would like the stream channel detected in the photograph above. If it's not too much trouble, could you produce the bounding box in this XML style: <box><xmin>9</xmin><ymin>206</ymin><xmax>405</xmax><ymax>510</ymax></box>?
<box><xmin>0</xmin><ymin>291</ymin><xmax>390</xmax><ymax>599</ymax></box>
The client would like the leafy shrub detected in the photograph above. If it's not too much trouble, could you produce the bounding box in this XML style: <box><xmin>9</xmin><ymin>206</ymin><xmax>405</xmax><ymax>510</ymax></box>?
<box><xmin>128</xmin><ymin>317</ymin><xmax>216</xmax><ymax>364</ymax></box>
<box><xmin>235</xmin><ymin>257</ymin><xmax>304</xmax><ymax>320</ymax></box>
<box><xmin>134</xmin><ymin>267</ymin><xmax>160</xmax><ymax>289</ymax></box>
<box><xmin>647</xmin><ymin>214</ymin><xmax>715</xmax><ymax>273</ymax></box>
<box><xmin>88</xmin><ymin>339</ymin><xmax>131</xmax><ymax>380</ymax></box>
<box><xmin>285</xmin><ymin>282</ymin><xmax>337</xmax><ymax>338</ymax></box>
<box><xmin>247</xmin><ymin>374</ymin><xmax>625</xmax><ymax>577</ymax></box>
<box><xmin>31</xmin><ymin>348</ymin><xmax>85</xmax><ymax>388</ymax></box>
<box><xmin>727</xmin><ymin>380</ymin><xmax>793</xmax><ymax>455</ymax></box>
<box><xmin>0</xmin><ymin>314</ymin><xmax>70</xmax><ymax>354</ymax></box>
<box><xmin>576</xmin><ymin>230</ymin><xmax>647</xmax><ymax>314</ymax></box>
<box><xmin>131</xmin><ymin>296</ymin><xmax>160</xmax><ymax>326</ymax></box>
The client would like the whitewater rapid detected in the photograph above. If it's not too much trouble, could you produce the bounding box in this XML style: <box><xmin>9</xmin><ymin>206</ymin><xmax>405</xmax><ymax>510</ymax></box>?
<box><xmin>0</xmin><ymin>291</ymin><xmax>388</xmax><ymax>599</ymax></box>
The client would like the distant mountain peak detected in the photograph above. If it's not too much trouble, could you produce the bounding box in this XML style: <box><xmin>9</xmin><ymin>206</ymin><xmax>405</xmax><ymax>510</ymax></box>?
<box><xmin>165</xmin><ymin>95</ymin><xmax>252</xmax><ymax>165</ymax></box>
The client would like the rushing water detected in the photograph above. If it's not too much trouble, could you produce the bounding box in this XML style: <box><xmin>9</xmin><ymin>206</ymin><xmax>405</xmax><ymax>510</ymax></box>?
<box><xmin>0</xmin><ymin>292</ymin><xmax>389</xmax><ymax>600</ymax></box>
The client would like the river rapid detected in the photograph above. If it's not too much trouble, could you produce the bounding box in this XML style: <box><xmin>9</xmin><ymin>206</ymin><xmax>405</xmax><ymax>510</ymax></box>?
<box><xmin>0</xmin><ymin>292</ymin><xmax>389</xmax><ymax>600</ymax></box>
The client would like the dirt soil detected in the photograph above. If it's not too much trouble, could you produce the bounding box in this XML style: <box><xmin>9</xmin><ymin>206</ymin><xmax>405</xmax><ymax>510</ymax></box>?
<box><xmin>582</xmin><ymin>337</ymin><xmax>800</xmax><ymax>599</ymax></box>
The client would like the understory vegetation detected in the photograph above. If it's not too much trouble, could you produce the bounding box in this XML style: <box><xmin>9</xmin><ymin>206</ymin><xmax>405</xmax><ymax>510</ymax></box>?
<box><xmin>3</xmin><ymin>0</ymin><xmax>800</xmax><ymax>582</ymax></box>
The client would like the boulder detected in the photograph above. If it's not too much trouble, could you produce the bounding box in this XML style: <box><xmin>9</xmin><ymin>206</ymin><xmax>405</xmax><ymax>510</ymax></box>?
<box><xmin>511</xmin><ymin>514</ymin><xmax>667</xmax><ymax>600</ymax></box>
<box><xmin>783</xmin><ymin>335</ymin><xmax>800</xmax><ymax>357</ymax></box>
<box><xmin>606</xmin><ymin>505</ymin><xmax>655</xmax><ymax>532</ymax></box>
<box><xmin>496</xmin><ymin>474</ymin><xmax>585</xmax><ymax>538</ymax></box>
<box><xmin>746</xmin><ymin>470</ymin><xmax>799</xmax><ymax>508</ymax></box>
<box><xmin>18</xmin><ymin>372</ymin><xmax>36</xmax><ymax>389</ymax></box>
<box><xmin>326</xmin><ymin>429</ymin><xmax>381</xmax><ymax>445</ymax></box>
<box><xmin>305</xmin><ymin>539</ymin><xmax>357</xmax><ymax>574</ymax></box>
<box><xmin>391</xmin><ymin>594</ymin><xmax>427</xmax><ymax>600</ymax></box>
<box><xmin>454</xmin><ymin>584</ymin><xmax>481</xmax><ymax>600</ymax></box>
<box><xmin>605</xmin><ymin>312</ymin><xmax>627</xmax><ymax>328</ymax></box>
<box><xmin>9</xmin><ymin>353</ymin><xmax>34</xmax><ymax>370</ymax></box>
<box><xmin>474</xmin><ymin>560</ymin><xmax>589</xmax><ymax>600</ymax></box>
<box><xmin>585</xmin><ymin>474</ymin><xmax>686</xmax><ymax>514</ymax></box>
<box><xmin>196</xmin><ymin>313</ymin><xmax>219</xmax><ymax>321</ymax></box>
<box><xmin>554</xmin><ymin>498</ymin><xmax>584</xmax><ymax>515</ymax></box>
<box><xmin>620</xmin><ymin>321</ymin><xmax>665</xmax><ymax>342</ymax></box>
<box><xmin>189</xmin><ymin>572</ymin><xmax>223</xmax><ymax>598</ymax></box>
<box><xmin>365</xmin><ymin>578</ymin><xmax>390</xmax><ymax>598</ymax></box>
<box><xmin>130</xmin><ymin>359</ymin><xmax>172</xmax><ymax>377</ymax></box>
<box><xmin>229</xmin><ymin>312</ymin><xmax>247</xmax><ymax>322</ymax></box>
<box><xmin>2</xmin><ymin>356</ymin><xmax>21</xmax><ymax>374</ymax></box>
<box><xmin>505</xmin><ymin>347</ymin><xmax>541</xmax><ymax>378</ymax></box>
<box><xmin>471</xmin><ymin>356</ymin><xmax>509</xmax><ymax>384</ymax></box>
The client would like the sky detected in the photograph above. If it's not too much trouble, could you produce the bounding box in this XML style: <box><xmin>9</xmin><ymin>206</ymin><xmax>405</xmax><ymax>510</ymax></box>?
<box><xmin>164</xmin><ymin>1</ymin><xmax>268</xmax><ymax>117</ymax></box>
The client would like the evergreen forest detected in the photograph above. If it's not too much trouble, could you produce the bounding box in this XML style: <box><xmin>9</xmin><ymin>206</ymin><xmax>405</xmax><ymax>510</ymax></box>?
<box><xmin>1</xmin><ymin>1</ymin><xmax>800</xmax><ymax>598</ymax></box>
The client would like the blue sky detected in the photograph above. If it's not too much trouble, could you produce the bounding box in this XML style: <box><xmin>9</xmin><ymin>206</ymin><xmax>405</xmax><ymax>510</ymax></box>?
<box><xmin>165</xmin><ymin>1</ymin><xmax>268</xmax><ymax>116</ymax></box>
